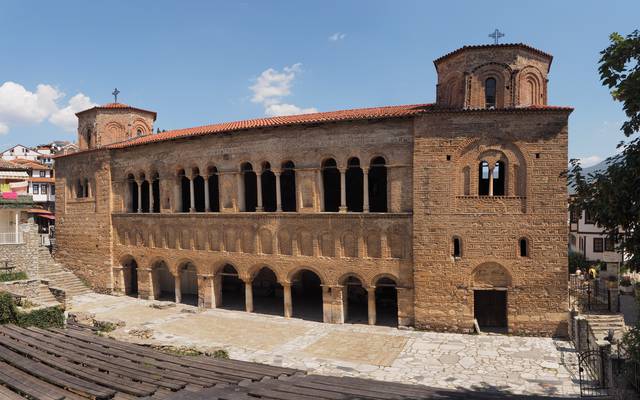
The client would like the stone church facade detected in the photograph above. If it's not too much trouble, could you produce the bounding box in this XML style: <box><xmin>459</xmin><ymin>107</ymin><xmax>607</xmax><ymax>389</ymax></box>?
<box><xmin>54</xmin><ymin>43</ymin><xmax>571</xmax><ymax>336</ymax></box>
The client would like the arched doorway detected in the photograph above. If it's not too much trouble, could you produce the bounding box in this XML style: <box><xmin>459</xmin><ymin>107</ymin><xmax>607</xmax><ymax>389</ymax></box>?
<box><xmin>291</xmin><ymin>269</ymin><xmax>323</xmax><ymax>321</ymax></box>
<box><xmin>375</xmin><ymin>277</ymin><xmax>398</xmax><ymax>327</ymax></box>
<box><xmin>152</xmin><ymin>260</ymin><xmax>175</xmax><ymax>301</ymax></box>
<box><xmin>251</xmin><ymin>267</ymin><xmax>283</xmax><ymax>316</ymax></box>
<box><xmin>122</xmin><ymin>257</ymin><xmax>138</xmax><ymax>297</ymax></box>
<box><xmin>346</xmin><ymin>158</ymin><xmax>363</xmax><ymax>212</ymax></box>
<box><xmin>472</xmin><ymin>262</ymin><xmax>511</xmax><ymax>332</ymax></box>
<box><xmin>369</xmin><ymin>156</ymin><xmax>387</xmax><ymax>212</ymax></box>
<box><xmin>343</xmin><ymin>276</ymin><xmax>367</xmax><ymax>324</ymax></box>
<box><xmin>219</xmin><ymin>264</ymin><xmax>245</xmax><ymax>310</ymax></box>
<box><xmin>179</xmin><ymin>262</ymin><xmax>198</xmax><ymax>306</ymax></box>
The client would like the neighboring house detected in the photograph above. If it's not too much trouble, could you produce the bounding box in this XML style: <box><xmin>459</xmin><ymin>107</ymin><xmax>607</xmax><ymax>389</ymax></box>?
<box><xmin>0</xmin><ymin>160</ymin><xmax>32</xmax><ymax>244</ymax></box>
<box><xmin>568</xmin><ymin>160</ymin><xmax>625</xmax><ymax>276</ymax></box>
<box><xmin>1</xmin><ymin>144</ymin><xmax>44</xmax><ymax>163</ymax></box>
<box><xmin>11</xmin><ymin>159</ymin><xmax>55</xmax><ymax>210</ymax></box>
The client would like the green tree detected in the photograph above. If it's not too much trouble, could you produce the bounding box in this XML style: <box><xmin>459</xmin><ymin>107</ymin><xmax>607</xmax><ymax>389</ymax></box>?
<box><xmin>569</xmin><ymin>30</ymin><xmax>640</xmax><ymax>270</ymax></box>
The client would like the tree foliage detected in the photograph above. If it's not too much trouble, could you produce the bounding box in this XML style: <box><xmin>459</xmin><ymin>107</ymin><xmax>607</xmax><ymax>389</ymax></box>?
<box><xmin>569</xmin><ymin>30</ymin><xmax>640</xmax><ymax>271</ymax></box>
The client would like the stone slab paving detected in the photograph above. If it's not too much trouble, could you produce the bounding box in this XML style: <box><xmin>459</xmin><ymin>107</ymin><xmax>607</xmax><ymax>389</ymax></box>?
<box><xmin>69</xmin><ymin>293</ymin><xmax>580</xmax><ymax>397</ymax></box>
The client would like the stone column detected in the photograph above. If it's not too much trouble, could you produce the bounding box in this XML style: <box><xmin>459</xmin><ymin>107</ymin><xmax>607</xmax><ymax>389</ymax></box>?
<box><xmin>275</xmin><ymin>171</ymin><xmax>282</xmax><ymax>212</ymax></box>
<box><xmin>256</xmin><ymin>173</ymin><xmax>263</xmax><ymax>212</ymax></box>
<box><xmin>237</xmin><ymin>172</ymin><xmax>244</xmax><ymax>212</ymax></box>
<box><xmin>112</xmin><ymin>266</ymin><xmax>125</xmax><ymax>295</ymax></box>
<box><xmin>367</xmin><ymin>289</ymin><xmax>376</xmax><ymax>325</ymax></box>
<box><xmin>317</xmin><ymin>169</ymin><xmax>324</xmax><ymax>212</ymax></box>
<box><xmin>488</xmin><ymin>163</ymin><xmax>494</xmax><ymax>196</ymax></box>
<box><xmin>146</xmin><ymin>268</ymin><xmax>160</xmax><ymax>300</ymax></box>
<box><xmin>322</xmin><ymin>285</ymin><xmax>344</xmax><ymax>323</ymax></box>
<box><xmin>363</xmin><ymin>169</ymin><xmax>369</xmax><ymax>212</ymax></box>
<box><xmin>149</xmin><ymin>181</ymin><xmax>154</xmax><ymax>213</ymax></box>
<box><xmin>137</xmin><ymin>181</ymin><xmax>143</xmax><ymax>213</ymax></box>
<box><xmin>174</xmin><ymin>274</ymin><xmax>182</xmax><ymax>303</ymax></box>
<box><xmin>197</xmin><ymin>274</ymin><xmax>213</xmax><ymax>308</ymax></box>
<box><xmin>283</xmin><ymin>282</ymin><xmax>292</xmax><ymax>318</ymax></box>
<box><xmin>339</xmin><ymin>169</ymin><xmax>347</xmax><ymax>212</ymax></box>
<box><xmin>137</xmin><ymin>267</ymin><xmax>153</xmax><ymax>300</ymax></box>
<box><xmin>575</xmin><ymin>316</ymin><xmax>588</xmax><ymax>352</ymax></box>
<box><xmin>204</xmin><ymin>175</ymin><xmax>210</xmax><ymax>212</ymax></box>
<box><xmin>189</xmin><ymin>176</ymin><xmax>195</xmax><ymax>212</ymax></box>
<box><xmin>245</xmin><ymin>281</ymin><xmax>254</xmax><ymax>313</ymax></box>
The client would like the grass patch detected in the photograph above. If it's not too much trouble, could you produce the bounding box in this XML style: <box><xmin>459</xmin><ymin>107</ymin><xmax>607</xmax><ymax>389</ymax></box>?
<box><xmin>0</xmin><ymin>291</ymin><xmax>64</xmax><ymax>328</ymax></box>
<box><xmin>0</xmin><ymin>271</ymin><xmax>27</xmax><ymax>282</ymax></box>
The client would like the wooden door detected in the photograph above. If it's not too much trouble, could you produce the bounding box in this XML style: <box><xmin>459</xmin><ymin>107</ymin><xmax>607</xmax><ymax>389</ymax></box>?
<box><xmin>474</xmin><ymin>290</ymin><xmax>507</xmax><ymax>328</ymax></box>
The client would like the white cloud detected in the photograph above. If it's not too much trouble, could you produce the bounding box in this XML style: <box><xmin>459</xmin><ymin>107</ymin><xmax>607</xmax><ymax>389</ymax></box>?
<box><xmin>329</xmin><ymin>32</ymin><xmax>346</xmax><ymax>41</ymax></box>
<box><xmin>250</xmin><ymin>63</ymin><xmax>316</xmax><ymax>117</ymax></box>
<box><xmin>49</xmin><ymin>93</ymin><xmax>97</xmax><ymax>132</ymax></box>
<box><xmin>0</xmin><ymin>81</ymin><xmax>95</xmax><ymax>134</ymax></box>
<box><xmin>579</xmin><ymin>155</ymin><xmax>603</xmax><ymax>168</ymax></box>
<box><xmin>265</xmin><ymin>103</ymin><xmax>317</xmax><ymax>117</ymax></box>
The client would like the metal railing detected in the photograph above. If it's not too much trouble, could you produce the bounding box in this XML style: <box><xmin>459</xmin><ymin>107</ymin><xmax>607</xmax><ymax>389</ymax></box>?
<box><xmin>0</xmin><ymin>232</ymin><xmax>22</xmax><ymax>244</ymax></box>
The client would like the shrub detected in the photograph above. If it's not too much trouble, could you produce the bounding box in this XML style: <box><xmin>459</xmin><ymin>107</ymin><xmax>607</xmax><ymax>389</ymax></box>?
<box><xmin>0</xmin><ymin>291</ymin><xmax>64</xmax><ymax>328</ymax></box>
<box><xmin>621</xmin><ymin>277</ymin><xmax>632</xmax><ymax>287</ymax></box>
<box><xmin>0</xmin><ymin>271</ymin><xmax>27</xmax><ymax>282</ymax></box>
<box><xmin>16</xmin><ymin>305</ymin><xmax>64</xmax><ymax>329</ymax></box>
<box><xmin>0</xmin><ymin>292</ymin><xmax>17</xmax><ymax>324</ymax></box>
<box><xmin>569</xmin><ymin>251</ymin><xmax>589</xmax><ymax>274</ymax></box>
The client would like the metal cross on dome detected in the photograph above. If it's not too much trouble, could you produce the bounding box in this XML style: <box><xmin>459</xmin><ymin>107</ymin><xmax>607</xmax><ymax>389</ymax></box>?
<box><xmin>112</xmin><ymin>88</ymin><xmax>120</xmax><ymax>103</ymax></box>
<box><xmin>489</xmin><ymin>29</ymin><xmax>505</xmax><ymax>44</ymax></box>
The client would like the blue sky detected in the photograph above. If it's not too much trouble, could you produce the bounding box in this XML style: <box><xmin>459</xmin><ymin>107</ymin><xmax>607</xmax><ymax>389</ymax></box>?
<box><xmin>0</xmin><ymin>0</ymin><xmax>638</xmax><ymax>166</ymax></box>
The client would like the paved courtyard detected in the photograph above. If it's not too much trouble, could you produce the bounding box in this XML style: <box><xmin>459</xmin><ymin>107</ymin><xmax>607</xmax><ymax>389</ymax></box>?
<box><xmin>69</xmin><ymin>293</ymin><xmax>580</xmax><ymax>397</ymax></box>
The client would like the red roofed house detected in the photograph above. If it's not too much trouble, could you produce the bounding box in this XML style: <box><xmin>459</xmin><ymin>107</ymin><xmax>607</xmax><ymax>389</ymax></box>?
<box><xmin>53</xmin><ymin>43</ymin><xmax>571</xmax><ymax>336</ymax></box>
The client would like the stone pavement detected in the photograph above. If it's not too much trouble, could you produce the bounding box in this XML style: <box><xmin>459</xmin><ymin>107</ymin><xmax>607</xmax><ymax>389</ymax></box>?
<box><xmin>69</xmin><ymin>293</ymin><xmax>581</xmax><ymax>397</ymax></box>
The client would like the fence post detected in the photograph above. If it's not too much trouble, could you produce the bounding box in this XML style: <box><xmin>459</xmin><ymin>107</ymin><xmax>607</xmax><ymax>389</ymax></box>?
<box><xmin>597</xmin><ymin>340</ymin><xmax>612</xmax><ymax>390</ymax></box>
<box><xmin>576</xmin><ymin>316</ymin><xmax>588</xmax><ymax>352</ymax></box>
<box><xmin>608</xmin><ymin>287</ymin><xmax>620</xmax><ymax>313</ymax></box>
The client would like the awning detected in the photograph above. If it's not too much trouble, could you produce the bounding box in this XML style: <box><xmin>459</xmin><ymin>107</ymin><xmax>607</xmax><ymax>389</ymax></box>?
<box><xmin>28</xmin><ymin>209</ymin><xmax>52</xmax><ymax>214</ymax></box>
<box><xmin>37</xmin><ymin>214</ymin><xmax>55</xmax><ymax>220</ymax></box>
<box><xmin>0</xmin><ymin>171</ymin><xmax>28</xmax><ymax>179</ymax></box>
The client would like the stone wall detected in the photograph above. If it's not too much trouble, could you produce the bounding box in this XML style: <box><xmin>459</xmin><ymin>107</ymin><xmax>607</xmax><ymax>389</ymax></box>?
<box><xmin>411</xmin><ymin>109</ymin><xmax>570</xmax><ymax>336</ymax></box>
<box><xmin>0</xmin><ymin>221</ymin><xmax>46</xmax><ymax>278</ymax></box>
<box><xmin>54</xmin><ymin>150</ymin><xmax>114</xmax><ymax>292</ymax></box>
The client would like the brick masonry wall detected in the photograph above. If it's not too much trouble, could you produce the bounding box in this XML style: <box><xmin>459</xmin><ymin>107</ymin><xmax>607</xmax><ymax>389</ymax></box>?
<box><xmin>412</xmin><ymin>110</ymin><xmax>570</xmax><ymax>336</ymax></box>
<box><xmin>54</xmin><ymin>150</ymin><xmax>114</xmax><ymax>292</ymax></box>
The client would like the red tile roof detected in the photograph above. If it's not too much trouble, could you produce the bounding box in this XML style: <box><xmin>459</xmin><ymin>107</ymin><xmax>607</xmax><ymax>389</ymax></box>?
<box><xmin>433</xmin><ymin>43</ymin><xmax>553</xmax><ymax>67</ymax></box>
<box><xmin>107</xmin><ymin>103</ymin><xmax>435</xmax><ymax>149</ymax></box>
<box><xmin>0</xmin><ymin>160</ymin><xmax>27</xmax><ymax>171</ymax></box>
<box><xmin>75</xmin><ymin>102</ymin><xmax>157</xmax><ymax>120</ymax></box>
<box><xmin>56</xmin><ymin>103</ymin><xmax>572</xmax><ymax>157</ymax></box>
<box><xmin>10</xmin><ymin>159</ymin><xmax>50</xmax><ymax>169</ymax></box>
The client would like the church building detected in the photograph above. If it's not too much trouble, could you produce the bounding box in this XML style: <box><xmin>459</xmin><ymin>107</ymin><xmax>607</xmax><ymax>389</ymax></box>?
<box><xmin>54</xmin><ymin>43</ymin><xmax>571</xmax><ymax>336</ymax></box>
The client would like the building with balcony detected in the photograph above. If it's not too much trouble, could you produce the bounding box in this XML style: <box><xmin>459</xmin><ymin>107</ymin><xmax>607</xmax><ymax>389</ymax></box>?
<box><xmin>54</xmin><ymin>43</ymin><xmax>571</xmax><ymax>336</ymax></box>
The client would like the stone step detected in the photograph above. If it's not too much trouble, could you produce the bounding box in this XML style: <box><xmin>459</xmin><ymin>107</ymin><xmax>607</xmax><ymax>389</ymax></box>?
<box><xmin>29</xmin><ymin>284</ymin><xmax>61</xmax><ymax>307</ymax></box>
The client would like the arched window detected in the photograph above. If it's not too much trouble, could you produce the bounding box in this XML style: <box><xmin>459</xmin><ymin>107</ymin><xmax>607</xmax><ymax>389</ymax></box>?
<box><xmin>178</xmin><ymin>169</ymin><xmax>190</xmax><ymax>212</ymax></box>
<box><xmin>192</xmin><ymin>168</ymin><xmax>205</xmax><ymax>212</ymax></box>
<box><xmin>261</xmin><ymin>162</ymin><xmax>276</xmax><ymax>212</ymax></box>
<box><xmin>453</xmin><ymin>237</ymin><xmax>462</xmax><ymax>258</ymax></box>
<box><xmin>346</xmin><ymin>157</ymin><xmax>363</xmax><ymax>212</ymax></box>
<box><xmin>281</xmin><ymin>161</ymin><xmax>296</xmax><ymax>211</ymax></box>
<box><xmin>519</xmin><ymin>238</ymin><xmax>529</xmax><ymax>257</ymax></box>
<box><xmin>369</xmin><ymin>156</ymin><xmax>387</xmax><ymax>212</ymax></box>
<box><xmin>140</xmin><ymin>177</ymin><xmax>150</xmax><ymax>213</ymax></box>
<box><xmin>207</xmin><ymin>166</ymin><xmax>220</xmax><ymax>212</ymax></box>
<box><xmin>493</xmin><ymin>161</ymin><xmax>505</xmax><ymax>196</ymax></box>
<box><xmin>152</xmin><ymin>172</ymin><xmax>160</xmax><ymax>213</ymax></box>
<box><xmin>242</xmin><ymin>162</ymin><xmax>257</xmax><ymax>212</ymax></box>
<box><xmin>322</xmin><ymin>158</ymin><xmax>340</xmax><ymax>212</ymax></box>
<box><xmin>485</xmin><ymin>78</ymin><xmax>496</xmax><ymax>109</ymax></box>
<box><xmin>83</xmin><ymin>178</ymin><xmax>90</xmax><ymax>198</ymax></box>
<box><xmin>127</xmin><ymin>174</ymin><xmax>137</xmax><ymax>211</ymax></box>
<box><xmin>478</xmin><ymin>161</ymin><xmax>490</xmax><ymax>195</ymax></box>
